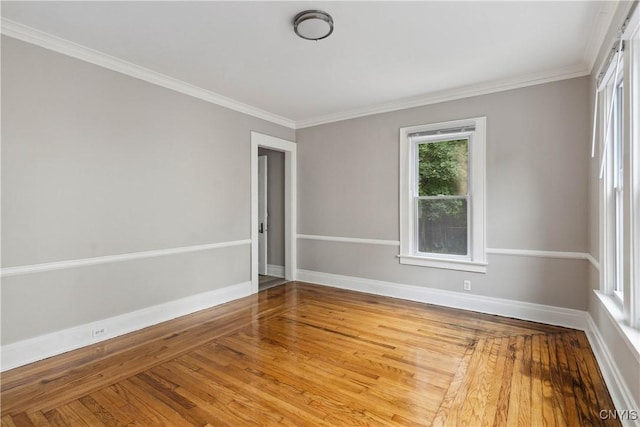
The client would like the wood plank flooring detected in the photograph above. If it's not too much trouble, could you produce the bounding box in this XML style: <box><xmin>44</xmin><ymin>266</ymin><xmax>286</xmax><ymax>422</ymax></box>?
<box><xmin>258</xmin><ymin>275</ymin><xmax>288</xmax><ymax>291</ymax></box>
<box><xmin>1</xmin><ymin>282</ymin><xmax>618</xmax><ymax>426</ymax></box>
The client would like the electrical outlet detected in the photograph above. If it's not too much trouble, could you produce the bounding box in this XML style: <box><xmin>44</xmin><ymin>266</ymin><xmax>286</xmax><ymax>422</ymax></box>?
<box><xmin>92</xmin><ymin>327</ymin><xmax>107</xmax><ymax>338</ymax></box>
<box><xmin>463</xmin><ymin>280</ymin><xmax>471</xmax><ymax>291</ymax></box>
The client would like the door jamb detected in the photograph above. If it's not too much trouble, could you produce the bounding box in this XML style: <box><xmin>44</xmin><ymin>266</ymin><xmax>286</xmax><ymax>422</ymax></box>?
<box><xmin>251</xmin><ymin>132</ymin><xmax>297</xmax><ymax>294</ymax></box>
<box><xmin>257</xmin><ymin>155</ymin><xmax>268</xmax><ymax>275</ymax></box>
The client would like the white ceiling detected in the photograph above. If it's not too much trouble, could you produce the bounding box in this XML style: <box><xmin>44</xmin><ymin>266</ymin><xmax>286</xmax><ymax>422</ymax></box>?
<box><xmin>1</xmin><ymin>1</ymin><xmax>616</xmax><ymax>128</ymax></box>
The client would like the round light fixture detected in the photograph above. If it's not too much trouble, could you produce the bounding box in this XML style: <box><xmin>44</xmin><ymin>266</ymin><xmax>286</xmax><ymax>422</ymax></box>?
<box><xmin>293</xmin><ymin>10</ymin><xmax>333</xmax><ymax>41</ymax></box>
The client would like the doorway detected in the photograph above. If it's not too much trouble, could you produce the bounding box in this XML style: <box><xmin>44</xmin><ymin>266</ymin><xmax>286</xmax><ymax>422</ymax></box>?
<box><xmin>258</xmin><ymin>154</ymin><xmax>268</xmax><ymax>276</ymax></box>
<box><xmin>251</xmin><ymin>132</ymin><xmax>297</xmax><ymax>294</ymax></box>
<box><xmin>257</xmin><ymin>149</ymin><xmax>287</xmax><ymax>290</ymax></box>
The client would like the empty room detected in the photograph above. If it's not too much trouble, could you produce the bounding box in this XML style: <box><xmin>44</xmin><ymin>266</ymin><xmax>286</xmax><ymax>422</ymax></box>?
<box><xmin>1</xmin><ymin>1</ymin><xmax>639</xmax><ymax>426</ymax></box>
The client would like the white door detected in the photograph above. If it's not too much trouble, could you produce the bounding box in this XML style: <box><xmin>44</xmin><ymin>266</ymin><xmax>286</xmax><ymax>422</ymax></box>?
<box><xmin>258</xmin><ymin>155</ymin><xmax>268</xmax><ymax>275</ymax></box>
<box><xmin>251</xmin><ymin>132</ymin><xmax>297</xmax><ymax>293</ymax></box>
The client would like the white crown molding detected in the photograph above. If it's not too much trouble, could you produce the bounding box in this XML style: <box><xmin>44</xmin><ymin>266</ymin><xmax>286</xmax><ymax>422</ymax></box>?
<box><xmin>1</xmin><ymin>281</ymin><xmax>251</xmax><ymax>371</ymax></box>
<box><xmin>0</xmin><ymin>17</ymin><xmax>605</xmax><ymax>132</ymax></box>
<box><xmin>585</xmin><ymin>314</ymin><xmax>640</xmax><ymax>423</ymax></box>
<box><xmin>582</xmin><ymin>1</ymin><xmax>619</xmax><ymax>73</ymax></box>
<box><xmin>1</xmin><ymin>239</ymin><xmax>251</xmax><ymax>277</ymax></box>
<box><xmin>0</xmin><ymin>12</ymin><xmax>617</xmax><ymax>129</ymax></box>
<box><xmin>297</xmin><ymin>269</ymin><xmax>587</xmax><ymax>330</ymax></box>
<box><xmin>294</xmin><ymin>64</ymin><xmax>591</xmax><ymax>129</ymax></box>
<box><xmin>0</xmin><ymin>18</ymin><xmax>296</xmax><ymax>129</ymax></box>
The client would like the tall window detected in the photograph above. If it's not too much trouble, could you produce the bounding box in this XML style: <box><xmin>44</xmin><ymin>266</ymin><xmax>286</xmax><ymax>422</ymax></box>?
<box><xmin>600</xmin><ymin>46</ymin><xmax>626</xmax><ymax>306</ymax></box>
<box><xmin>600</xmin><ymin>43</ymin><xmax>627</xmax><ymax>306</ymax></box>
<box><xmin>596</xmin><ymin>12</ymin><xmax>640</xmax><ymax>328</ymax></box>
<box><xmin>416</xmin><ymin>137</ymin><xmax>469</xmax><ymax>256</ymax></box>
<box><xmin>612</xmin><ymin>79</ymin><xmax>624</xmax><ymax>300</ymax></box>
<box><xmin>631</xmin><ymin>10</ymin><xmax>640</xmax><ymax>328</ymax></box>
<box><xmin>400</xmin><ymin>117</ymin><xmax>486</xmax><ymax>273</ymax></box>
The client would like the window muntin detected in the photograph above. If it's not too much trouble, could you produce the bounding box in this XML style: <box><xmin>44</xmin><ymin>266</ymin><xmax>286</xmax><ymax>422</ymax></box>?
<box><xmin>613</xmin><ymin>79</ymin><xmax>624</xmax><ymax>300</ymax></box>
<box><xmin>414</xmin><ymin>138</ymin><xmax>469</xmax><ymax>257</ymax></box>
<box><xmin>399</xmin><ymin>117</ymin><xmax>486</xmax><ymax>273</ymax></box>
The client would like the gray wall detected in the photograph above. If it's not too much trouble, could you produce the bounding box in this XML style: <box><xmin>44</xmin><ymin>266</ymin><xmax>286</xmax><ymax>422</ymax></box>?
<box><xmin>1</xmin><ymin>36</ymin><xmax>294</xmax><ymax>344</ymax></box>
<box><xmin>296</xmin><ymin>76</ymin><xmax>590</xmax><ymax>310</ymax></box>
<box><xmin>258</xmin><ymin>147</ymin><xmax>285</xmax><ymax>267</ymax></box>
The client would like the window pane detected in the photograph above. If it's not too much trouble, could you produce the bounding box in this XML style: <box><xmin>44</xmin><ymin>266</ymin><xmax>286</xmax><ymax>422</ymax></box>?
<box><xmin>613</xmin><ymin>80</ymin><xmax>624</xmax><ymax>297</ymax></box>
<box><xmin>418</xmin><ymin>139</ymin><xmax>468</xmax><ymax>196</ymax></box>
<box><xmin>417</xmin><ymin>198</ymin><xmax>467</xmax><ymax>255</ymax></box>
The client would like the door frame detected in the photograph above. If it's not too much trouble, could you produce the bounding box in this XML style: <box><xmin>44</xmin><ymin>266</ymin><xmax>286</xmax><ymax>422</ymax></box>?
<box><xmin>257</xmin><ymin>155</ymin><xmax>268</xmax><ymax>275</ymax></box>
<box><xmin>251</xmin><ymin>132</ymin><xmax>297</xmax><ymax>293</ymax></box>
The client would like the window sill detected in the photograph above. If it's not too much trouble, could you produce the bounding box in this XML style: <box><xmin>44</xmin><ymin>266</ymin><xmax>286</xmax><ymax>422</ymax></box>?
<box><xmin>593</xmin><ymin>290</ymin><xmax>640</xmax><ymax>359</ymax></box>
<box><xmin>398</xmin><ymin>254</ymin><xmax>487</xmax><ymax>273</ymax></box>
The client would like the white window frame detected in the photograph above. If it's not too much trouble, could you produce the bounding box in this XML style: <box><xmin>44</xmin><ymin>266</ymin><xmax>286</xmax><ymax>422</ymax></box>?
<box><xmin>399</xmin><ymin>117</ymin><xmax>487</xmax><ymax>273</ymax></box>
<box><xmin>613</xmin><ymin>76</ymin><xmax>624</xmax><ymax>303</ymax></box>
<box><xmin>598</xmin><ymin>15</ymin><xmax>640</xmax><ymax>329</ymax></box>
<box><xmin>628</xmin><ymin>18</ymin><xmax>640</xmax><ymax>328</ymax></box>
<box><xmin>600</xmin><ymin>51</ymin><xmax>626</xmax><ymax>308</ymax></box>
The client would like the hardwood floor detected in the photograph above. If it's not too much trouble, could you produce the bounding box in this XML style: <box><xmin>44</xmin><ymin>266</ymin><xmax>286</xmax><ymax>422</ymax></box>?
<box><xmin>259</xmin><ymin>274</ymin><xmax>288</xmax><ymax>291</ymax></box>
<box><xmin>1</xmin><ymin>282</ymin><xmax>618</xmax><ymax>426</ymax></box>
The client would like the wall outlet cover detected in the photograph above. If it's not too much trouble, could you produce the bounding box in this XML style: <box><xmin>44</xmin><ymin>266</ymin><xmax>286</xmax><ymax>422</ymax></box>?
<box><xmin>92</xmin><ymin>327</ymin><xmax>107</xmax><ymax>338</ymax></box>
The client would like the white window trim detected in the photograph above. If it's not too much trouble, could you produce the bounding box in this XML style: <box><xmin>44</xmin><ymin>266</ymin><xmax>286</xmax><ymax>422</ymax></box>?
<box><xmin>613</xmin><ymin>76</ymin><xmax>625</xmax><ymax>302</ymax></box>
<box><xmin>399</xmin><ymin>117</ymin><xmax>487</xmax><ymax>273</ymax></box>
<box><xmin>600</xmin><ymin>57</ymin><xmax>626</xmax><ymax>308</ymax></box>
<box><xmin>598</xmin><ymin>12</ymin><xmax>640</xmax><ymax>329</ymax></box>
<box><xmin>629</xmin><ymin>19</ymin><xmax>640</xmax><ymax>328</ymax></box>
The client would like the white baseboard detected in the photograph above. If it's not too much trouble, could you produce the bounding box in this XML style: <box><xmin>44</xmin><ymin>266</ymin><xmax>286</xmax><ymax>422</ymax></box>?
<box><xmin>296</xmin><ymin>269</ymin><xmax>587</xmax><ymax>330</ymax></box>
<box><xmin>1</xmin><ymin>281</ymin><xmax>251</xmax><ymax>372</ymax></box>
<box><xmin>267</xmin><ymin>264</ymin><xmax>285</xmax><ymax>278</ymax></box>
<box><xmin>585</xmin><ymin>315</ymin><xmax>640</xmax><ymax>426</ymax></box>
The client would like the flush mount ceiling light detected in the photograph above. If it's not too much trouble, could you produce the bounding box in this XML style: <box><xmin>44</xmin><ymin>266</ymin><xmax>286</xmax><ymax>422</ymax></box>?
<box><xmin>293</xmin><ymin>10</ymin><xmax>333</xmax><ymax>41</ymax></box>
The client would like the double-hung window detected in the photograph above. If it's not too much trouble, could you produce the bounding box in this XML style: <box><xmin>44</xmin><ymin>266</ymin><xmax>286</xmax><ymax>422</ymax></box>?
<box><xmin>600</xmin><ymin>42</ymin><xmax>629</xmax><ymax>307</ymax></box>
<box><xmin>596</xmin><ymin>7</ymin><xmax>640</xmax><ymax>328</ymax></box>
<box><xmin>631</xmin><ymin>9</ymin><xmax>640</xmax><ymax>329</ymax></box>
<box><xmin>399</xmin><ymin>117</ymin><xmax>487</xmax><ymax>273</ymax></box>
<box><xmin>600</xmin><ymin>64</ymin><xmax>626</xmax><ymax>304</ymax></box>
<box><xmin>612</xmin><ymin>78</ymin><xmax>624</xmax><ymax>301</ymax></box>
